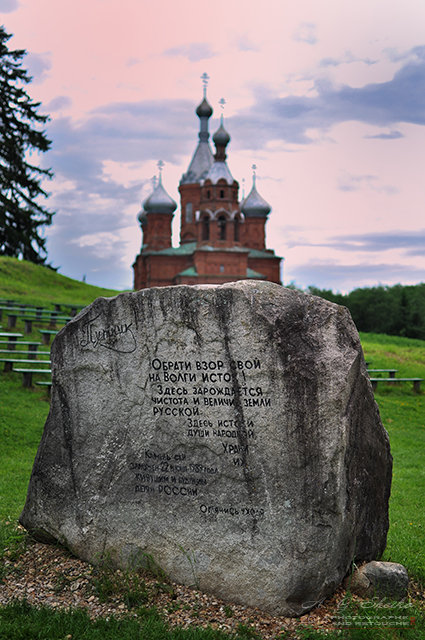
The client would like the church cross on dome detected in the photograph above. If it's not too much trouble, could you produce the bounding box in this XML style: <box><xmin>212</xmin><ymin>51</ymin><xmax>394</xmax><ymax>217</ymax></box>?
<box><xmin>218</xmin><ymin>98</ymin><xmax>227</xmax><ymax>128</ymax></box>
<box><xmin>157</xmin><ymin>159</ymin><xmax>164</xmax><ymax>182</ymax></box>
<box><xmin>201</xmin><ymin>72</ymin><xmax>209</xmax><ymax>97</ymax></box>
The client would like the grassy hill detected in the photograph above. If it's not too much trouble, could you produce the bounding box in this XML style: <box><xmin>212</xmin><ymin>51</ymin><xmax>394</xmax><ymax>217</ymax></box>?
<box><xmin>0</xmin><ymin>256</ymin><xmax>123</xmax><ymax>307</ymax></box>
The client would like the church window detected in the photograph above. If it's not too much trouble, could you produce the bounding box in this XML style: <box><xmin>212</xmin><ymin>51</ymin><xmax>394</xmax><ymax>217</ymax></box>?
<box><xmin>220</xmin><ymin>264</ymin><xmax>224</xmax><ymax>273</ymax></box>
<box><xmin>207</xmin><ymin>189</ymin><xmax>211</xmax><ymax>199</ymax></box>
<box><xmin>218</xmin><ymin>215</ymin><xmax>226</xmax><ymax>240</ymax></box>
<box><xmin>234</xmin><ymin>217</ymin><xmax>240</xmax><ymax>241</ymax></box>
<box><xmin>220</xmin><ymin>189</ymin><xmax>225</xmax><ymax>199</ymax></box>
<box><xmin>185</xmin><ymin>202</ymin><xmax>193</xmax><ymax>222</ymax></box>
<box><xmin>202</xmin><ymin>216</ymin><xmax>210</xmax><ymax>241</ymax></box>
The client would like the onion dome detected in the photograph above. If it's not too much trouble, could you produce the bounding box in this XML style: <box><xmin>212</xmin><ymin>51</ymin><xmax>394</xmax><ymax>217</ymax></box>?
<box><xmin>241</xmin><ymin>168</ymin><xmax>271</xmax><ymax>218</ymax></box>
<box><xmin>137</xmin><ymin>209</ymin><xmax>147</xmax><ymax>226</ymax></box>
<box><xmin>143</xmin><ymin>173</ymin><xmax>177</xmax><ymax>215</ymax></box>
<box><xmin>196</xmin><ymin>97</ymin><xmax>213</xmax><ymax>119</ymax></box>
<box><xmin>213</xmin><ymin>119</ymin><xmax>230</xmax><ymax>147</ymax></box>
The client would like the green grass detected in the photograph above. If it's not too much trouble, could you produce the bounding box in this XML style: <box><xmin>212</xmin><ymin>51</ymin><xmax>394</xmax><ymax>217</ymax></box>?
<box><xmin>0</xmin><ymin>260</ymin><xmax>424</xmax><ymax>640</ymax></box>
<box><xmin>0</xmin><ymin>256</ymin><xmax>122</xmax><ymax>307</ymax></box>
<box><xmin>360</xmin><ymin>333</ymin><xmax>425</xmax><ymax>584</ymax></box>
<box><xmin>0</xmin><ymin>375</ymin><xmax>49</xmax><ymax>519</ymax></box>
<box><xmin>0</xmin><ymin>599</ymin><xmax>235</xmax><ymax>640</ymax></box>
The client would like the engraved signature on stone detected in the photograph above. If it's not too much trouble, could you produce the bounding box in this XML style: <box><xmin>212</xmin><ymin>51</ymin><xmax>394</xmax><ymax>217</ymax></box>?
<box><xmin>80</xmin><ymin>313</ymin><xmax>136</xmax><ymax>353</ymax></box>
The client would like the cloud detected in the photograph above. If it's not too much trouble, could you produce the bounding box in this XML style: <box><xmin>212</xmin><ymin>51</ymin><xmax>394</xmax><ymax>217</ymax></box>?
<box><xmin>293</xmin><ymin>22</ymin><xmax>317</xmax><ymax>45</ymax></box>
<box><xmin>386</xmin><ymin>45</ymin><xmax>425</xmax><ymax>64</ymax></box>
<box><xmin>236</xmin><ymin>35</ymin><xmax>259</xmax><ymax>52</ymax></box>
<box><xmin>46</xmin><ymin>176</ymin><xmax>143</xmax><ymax>289</ymax></box>
<box><xmin>229</xmin><ymin>51</ymin><xmax>425</xmax><ymax>148</ymax></box>
<box><xmin>25</xmin><ymin>52</ymin><xmax>51</xmax><ymax>84</ymax></box>
<box><xmin>364</xmin><ymin>130</ymin><xmax>404</xmax><ymax>140</ymax></box>
<box><xmin>326</xmin><ymin>231</ymin><xmax>425</xmax><ymax>256</ymax></box>
<box><xmin>42</xmin><ymin>98</ymin><xmax>202</xmax><ymax>287</ymax></box>
<box><xmin>337</xmin><ymin>173</ymin><xmax>398</xmax><ymax>195</ymax></box>
<box><xmin>47</xmin><ymin>98</ymin><xmax>195</xmax><ymax>176</ymax></box>
<box><xmin>0</xmin><ymin>0</ymin><xmax>19</xmax><ymax>12</ymax></box>
<box><xmin>46</xmin><ymin>96</ymin><xmax>73</xmax><ymax>112</ymax></box>
<box><xmin>163</xmin><ymin>42</ymin><xmax>215</xmax><ymax>62</ymax></box>
<box><xmin>126</xmin><ymin>57</ymin><xmax>141</xmax><ymax>67</ymax></box>
<box><xmin>289</xmin><ymin>261</ymin><xmax>425</xmax><ymax>291</ymax></box>
<box><xmin>319</xmin><ymin>51</ymin><xmax>377</xmax><ymax>68</ymax></box>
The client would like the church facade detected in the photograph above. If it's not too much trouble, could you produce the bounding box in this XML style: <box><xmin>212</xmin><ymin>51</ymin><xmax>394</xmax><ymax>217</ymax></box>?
<box><xmin>133</xmin><ymin>91</ymin><xmax>282</xmax><ymax>290</ymax></box>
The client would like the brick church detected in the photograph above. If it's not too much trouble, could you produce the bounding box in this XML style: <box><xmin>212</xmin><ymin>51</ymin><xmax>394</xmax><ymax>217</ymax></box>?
<box><xmin>133</xmin><ymin>86</ymin><xmax>282</xmax><ymax>290</ymax></box>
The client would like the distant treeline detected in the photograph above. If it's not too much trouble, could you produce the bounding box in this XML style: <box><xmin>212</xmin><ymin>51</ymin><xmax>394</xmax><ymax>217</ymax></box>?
<box><xmin>298</xmin><ymin>283</ymin><xmax>425</xmax><ymax>339</ymax></box>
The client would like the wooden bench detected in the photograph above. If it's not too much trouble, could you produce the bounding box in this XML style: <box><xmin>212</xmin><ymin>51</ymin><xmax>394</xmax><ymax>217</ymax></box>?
<box><xmin>6</xmin><ymin>314</ymin><xmax>18</xmax><ymax>329</ymax></box>
<box><xmin>18</xmin><ymin>314</ymin><xmax>71</xmax><ymax>334</ymax></box>
<box><xmin>0</xmin><ymin>304</ymin><xmax>26</xmax><ymax>321</ymax></box>
<box><xmin>370</xmin><ymin>377</ymin><xmax>424</xmax><ymax>393</ymax></box>
<box><xmin>0</xmin><ymin>305</ymin><xmax>37</xmax><ymax>323</ymax></box>
<box><xmin>1</xmin><ymin>358</ymin><xmax>51</xmax><ymax>372</ymax></box>
<box><xmin>35</xmin><ymin>380</ymin><xmax>53</xmax><ymax>395</ymax></box>
<box><xmin>1</xmin><ymin>305</ymin><xmax>59</xmax><ymax>323</ymax></box>
<box><xmin>54</xmin><ymin>302</ymin><xmax>85</xmax><ymax>316</ymax></box>
<box><xmin>368</xmin><ymin>369</ymin><xmax>398</xmax><ymax>378</ymax></box>
<box><xmin>0</xmin><ymin>348</ymin><xmax>49</xmax><ymax>358</ymax></box>
<box><xmin>0</xmin><ymin>341</ymin><xmax>41</xmax><ymax>353</ymax></box>
<box><xmin>0</xmin><ymin>333</ymin><xmax>23</xmax><ymax>349</ymax></box>
<box><xmin>13</xmin><ymin>368</ymin><xmax>52</xmax><ymax>388</ymax></box>
<box><xmin>39</xmin><ymin>329</ymin><xmax>59</xmax><ymax>345</ymax></box>
<box><xmin>0</xmin><ymin>299</ymin><xmax>17</xmax><ymax>306</ymax></box>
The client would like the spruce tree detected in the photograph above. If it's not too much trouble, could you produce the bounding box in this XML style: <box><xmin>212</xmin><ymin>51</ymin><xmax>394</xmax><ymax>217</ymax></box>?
<box><xmin>0</xmin><ymin>25</ymin><xmax>54</xmax><ymax>264</ymax></box>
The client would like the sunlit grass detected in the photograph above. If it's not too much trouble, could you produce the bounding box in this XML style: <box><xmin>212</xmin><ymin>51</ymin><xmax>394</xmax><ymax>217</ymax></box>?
<box><xmin>0</xmin><ymin>255</ymin><xmax>122</xmax><ymax>307</ymax></box>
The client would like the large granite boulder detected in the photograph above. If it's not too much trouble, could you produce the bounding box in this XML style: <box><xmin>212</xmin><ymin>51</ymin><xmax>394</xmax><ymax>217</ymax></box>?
<box><xmin>20</xmin><ymin>281</ymin><xmax>392</xmax><ymax>616</ymax></box>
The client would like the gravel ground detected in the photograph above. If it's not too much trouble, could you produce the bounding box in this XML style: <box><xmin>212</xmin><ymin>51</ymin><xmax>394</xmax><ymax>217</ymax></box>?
<box><xmin>1</xmin><ymin>532</ymin><xmax>419</xmax><ymax>638</ymax></box>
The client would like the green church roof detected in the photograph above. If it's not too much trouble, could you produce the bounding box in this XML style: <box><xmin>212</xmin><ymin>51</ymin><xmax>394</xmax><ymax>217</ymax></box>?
<box><xmin>177</xmin><ymin>266</ymin><xmax>198</xmax><ymax>277</ymax></box>
<box><xmin>246</xmin><ymin>268</ymin><xmax>265</xmax><ymax>279</ymax></box>
<box><xmin>141</xmin><ymin>243</ymin><xmax>281</xmax><ymax>260</ymax></box>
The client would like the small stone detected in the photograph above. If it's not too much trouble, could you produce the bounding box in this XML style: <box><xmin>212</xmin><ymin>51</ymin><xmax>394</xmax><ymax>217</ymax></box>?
<box><xmin>348</xmin><ymin>561</ymin><xmax>408</xmax><ymax>600</ymax></box>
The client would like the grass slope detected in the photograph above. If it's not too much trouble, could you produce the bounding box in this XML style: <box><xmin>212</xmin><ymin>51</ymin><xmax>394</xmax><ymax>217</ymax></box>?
<box><xmin>360</xmin><ymin>333</ymin><xmax>425</xmax><ymax>584</ymax></box>
<box><xmin>0</xmin><ymin>256</ymin><xmax>122</xmax><ymax>307</ymax></box>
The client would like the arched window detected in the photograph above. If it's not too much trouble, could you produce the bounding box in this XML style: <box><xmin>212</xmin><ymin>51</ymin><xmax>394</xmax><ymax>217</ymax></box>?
<box><xmin>220</xmin><ymin>189</ymin><xmax>225</xmax><ymax>199</ymax></box>
<box><xmin>202</xmin><ymin>216</ymin><xmax>210</xmax><ymax>241</ymax></box>
<box><xmin>206</xmin><ymin>189</ymin><xmax>211</xmax><ymax>199</ymax></box>
<box><xmin>185</xmin><ymin>202</ymin><xmax>193</xmax><ymax>222</ymax></box>
<box><xmin>218</xmin><ymin>215</ymin><xmax>226</xmax><ymax>240</ymax></box>
<box><xmin>234</xmin><ymin>217</ymin><xmax>240</xmax><ymax>241</ymax></box>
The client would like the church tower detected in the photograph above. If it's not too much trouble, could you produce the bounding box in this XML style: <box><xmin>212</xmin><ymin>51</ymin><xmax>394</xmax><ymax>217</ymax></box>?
<box><xmin>241</xmin><ymin>165</ymin><xmax>271</xmax><ymax>250</ymax></box>
<box><xmin>133</xmin><ymin>76</ymin><xmax>282</xmax><ymax>289</ymax></box>
<box><xmin>179</xmin><ymin>73</ymin><xmax>214</xmax><ymax>244</ymax></box>
<box><xmin>138</xmin><ymin>161</ymin><xmax>177</xmax><ymax>252</ymax></box>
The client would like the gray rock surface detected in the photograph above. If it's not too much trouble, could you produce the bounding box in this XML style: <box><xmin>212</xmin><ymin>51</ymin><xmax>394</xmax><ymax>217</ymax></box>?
<box><xmin>348</xmin><ymin>561</ymin><xmax>408</xmax><ymax>600</ymax></box>
<box><xmin>20</xmin><ymin>281</ymin><xmax>392</xmax><ymax>616</ymax></box>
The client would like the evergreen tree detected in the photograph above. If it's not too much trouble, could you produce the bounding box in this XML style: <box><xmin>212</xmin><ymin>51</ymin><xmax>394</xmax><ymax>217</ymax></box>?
<box><xmin>0</xmin><ymin>26</ymin><xmax>54</xmax><ymax>264</ymax></box>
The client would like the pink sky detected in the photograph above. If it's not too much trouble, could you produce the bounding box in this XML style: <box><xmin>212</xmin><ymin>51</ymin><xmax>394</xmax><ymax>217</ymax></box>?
<box><xmin>1</xmin><ymin>0</ymin><xmax>425</xmax><ymax>291</ymax></box>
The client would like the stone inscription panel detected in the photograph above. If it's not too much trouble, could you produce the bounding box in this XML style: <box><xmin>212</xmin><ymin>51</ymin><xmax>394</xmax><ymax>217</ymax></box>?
<box><xmin>130</xmin><ymin>356</ymin><xmax>271</xmax><ymax>520</ymax></box>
